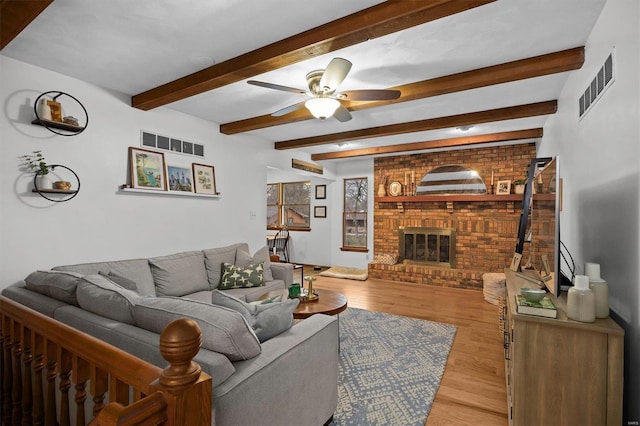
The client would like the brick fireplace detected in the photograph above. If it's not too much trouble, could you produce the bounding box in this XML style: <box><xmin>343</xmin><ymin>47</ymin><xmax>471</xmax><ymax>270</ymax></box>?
<box><xmin>369</xmin><ymin>143</ymin><xmax>536</xmax><ymax>289</ymax></box>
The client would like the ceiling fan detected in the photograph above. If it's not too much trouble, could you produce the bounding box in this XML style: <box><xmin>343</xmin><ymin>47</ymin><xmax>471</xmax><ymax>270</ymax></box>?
<box><xmin>247</xmin><ymin>57</ymin><xmax>401</xmax><ymax>122</ymax></box>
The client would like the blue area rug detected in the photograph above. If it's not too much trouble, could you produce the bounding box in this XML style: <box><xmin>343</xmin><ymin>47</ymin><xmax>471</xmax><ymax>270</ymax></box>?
<box><xmin>332</xmin><ymin>308</ymin><xmax>457</xmax><ymax>426</ymax></box>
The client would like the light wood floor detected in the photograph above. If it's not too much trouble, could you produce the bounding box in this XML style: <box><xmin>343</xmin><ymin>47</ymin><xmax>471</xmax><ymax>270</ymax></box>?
<box><xmin>310</xmin><ymin>273</ymin><xmax>509</xmax><ymax>426</ymax></box>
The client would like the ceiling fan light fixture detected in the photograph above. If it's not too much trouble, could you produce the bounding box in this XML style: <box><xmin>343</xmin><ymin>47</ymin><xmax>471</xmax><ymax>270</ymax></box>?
<box><xmin>305</xmin><ymin>98</ymin><xmax>340</xmax><ymax>119</ymax></box>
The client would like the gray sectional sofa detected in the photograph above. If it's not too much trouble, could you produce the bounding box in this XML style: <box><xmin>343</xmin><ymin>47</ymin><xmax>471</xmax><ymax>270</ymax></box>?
<box><xmin>1</xmin><ymin>243</ymin><xmax>339</xmax><ymax>426</ymax></box>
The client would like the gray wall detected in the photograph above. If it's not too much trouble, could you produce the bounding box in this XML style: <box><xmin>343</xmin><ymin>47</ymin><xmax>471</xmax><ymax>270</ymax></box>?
<box><xmin>540</xmin><ymin>0</ymin><xmax>640</xmax><ymax>420</ymax></box>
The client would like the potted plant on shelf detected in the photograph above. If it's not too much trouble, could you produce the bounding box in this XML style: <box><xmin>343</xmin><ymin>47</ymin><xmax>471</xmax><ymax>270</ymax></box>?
<box><xmin>21</xmin><ymin>150</ymin><xmax>52</xmax><ymax>190</ymax></box>
<box><xmin>513</xmin><ymin>169</ymin><xmax>528</xmax><ymax>194</ymax></box>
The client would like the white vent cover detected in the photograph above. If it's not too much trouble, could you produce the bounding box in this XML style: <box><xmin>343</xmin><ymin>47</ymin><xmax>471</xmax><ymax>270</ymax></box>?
<box><xmin>141</xmin><ymin>131</ymin><xmax>205</xmax><ymax>157</ymax></box>
<box><xmin>579</xmin><ymin>48</ymin><xmax>615</xmax><ymax>119</ymax></box>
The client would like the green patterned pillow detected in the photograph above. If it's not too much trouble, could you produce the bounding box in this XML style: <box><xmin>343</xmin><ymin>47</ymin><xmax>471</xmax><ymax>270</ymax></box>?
<box><xmin>219</xmin><ymin>262</ymin><xmax>265</xmax><ymax>289</ymax></box>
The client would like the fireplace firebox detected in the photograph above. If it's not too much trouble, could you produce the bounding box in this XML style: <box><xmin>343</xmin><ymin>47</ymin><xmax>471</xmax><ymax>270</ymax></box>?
<box><xmin>399</xmin><ymin>227</ymin><xmax>455</xmax><ymax>267</ymax></box>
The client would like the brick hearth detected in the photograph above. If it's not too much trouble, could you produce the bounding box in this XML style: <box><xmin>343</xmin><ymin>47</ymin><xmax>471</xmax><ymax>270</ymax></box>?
<box><xmin>370</xmin><ymin>143</ymin><xmax>537</xmax><ymax>289</ymax></box>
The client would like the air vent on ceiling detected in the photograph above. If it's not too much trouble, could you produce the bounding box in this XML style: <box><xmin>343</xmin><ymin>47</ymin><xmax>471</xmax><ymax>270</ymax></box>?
<box><xmin>141</xmin><ymin>131</ymin><xmax>204</xmax><ymax>157</ymax></box>
<box><xmin>578</xmin><ymin>48</ymin><xmax>615</xmax><ymax>119</ymax></box>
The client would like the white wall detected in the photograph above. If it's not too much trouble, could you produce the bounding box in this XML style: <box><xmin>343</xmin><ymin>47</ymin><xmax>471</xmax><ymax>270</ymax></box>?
<box><xmin>0</xmin><ymin>55</ymin><xmax>273</xmax><ymax>287</ymax></box>
<box><xmin>540</xmin><ymin>0</ymin><xmax>639</xmax><ymax>420</ymax></box>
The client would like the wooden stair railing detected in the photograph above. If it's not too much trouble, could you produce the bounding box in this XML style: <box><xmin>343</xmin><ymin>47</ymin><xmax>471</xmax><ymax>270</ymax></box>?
<box><xmin>0</xmin><ymin>295</ymin><xmax>212</xmax><ymax>425</ymax></box>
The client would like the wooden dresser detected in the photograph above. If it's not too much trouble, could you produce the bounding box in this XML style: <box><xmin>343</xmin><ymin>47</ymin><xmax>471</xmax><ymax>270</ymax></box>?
<box><xmin>501</xmin><ymin>269</ymin><xmax>624</xmax><ymax>426</ymax></box>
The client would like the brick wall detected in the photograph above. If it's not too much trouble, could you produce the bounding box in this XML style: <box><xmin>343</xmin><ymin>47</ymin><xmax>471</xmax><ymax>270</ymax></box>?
<box><xmin>370</xmin><ymin>143</ymin><xmax>537</xmax><ymax>290</ymax></box>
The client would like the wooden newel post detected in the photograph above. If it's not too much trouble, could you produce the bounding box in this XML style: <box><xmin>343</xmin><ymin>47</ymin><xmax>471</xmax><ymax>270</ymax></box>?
<box><xmin>155</xmin><ymin>318</ymin><xmax>212</xmax><ymax>425</ymax></box>
<box><xmin>159</xmin><ymin>319</ymin><xmax>202</xmax><ymax>389</ymax></box>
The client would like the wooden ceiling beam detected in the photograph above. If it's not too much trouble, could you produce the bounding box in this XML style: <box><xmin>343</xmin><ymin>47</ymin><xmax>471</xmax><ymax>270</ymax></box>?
<box><xmin>131</xmin><ymin>0</ymin><xmax>495</xmax><ymax>110</ymax></box>
<box><xmin>0</xmin><ymin>0</ymin><xmax>53</xmax><ymax>51</ymax></box>
<box><xmin>276</xmin><ymin>100</ymin><xmax>556</xmax><ymax>150</ymax></box>
<box><xmin>221</xmin><ymin>47</ymin><xmax>582</xmax><ymax>134</ymax></box>
<box><xmin>310</xmin><ymin>128</ymin><xmax>543</xmax><ymax>160</ymax></box>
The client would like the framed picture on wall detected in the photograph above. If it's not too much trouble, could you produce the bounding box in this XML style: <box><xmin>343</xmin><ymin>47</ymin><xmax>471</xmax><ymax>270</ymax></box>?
<box><xmin>315</xmin><ymin>184</ymin><xmax>326</xmax><ymax>199</ymax></box>
<box><xmin>314</xmin><ymin>205</ymin><xmax>327</xmax><ymax>218</ymax></box>
<box><xmin>129</xmin><ymin>147</ymin><xmax>166</xmax><ymax>191</ymax></box>
<box><xmin>192</xmin><ymin>163</ymin><xmax>218</xmax><ymax>195</ymax></box>
<box><xmin>166</xmin><ymin>165</ymin><xmax>193</xmax><ymax>193</ymax></box>
<box><xmin>496</xmin><ymin>180</ymin><xmax>511</xmax><ymax>195</ymax></box>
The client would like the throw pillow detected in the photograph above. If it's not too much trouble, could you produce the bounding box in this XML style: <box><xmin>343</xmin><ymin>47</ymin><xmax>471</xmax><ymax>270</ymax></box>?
<box><xmin>76</xmin><ymin>274</ymin><xmax>142</xmax><ymax>325</ymax></box>
<box><xmin>148</xmin><ymin>251</ymin><xmax>209</xmax><ymax>297</ymax></box>
<box><xmin>24</xmin><ymin>270</ymin><xmax>83</xmax><ymax>306</ymax></box>
<box><xmin>133</xmin><ymin>296</ymin><xmax>261</xmax><ymax>361</ymax></box>
<box><xmin>219</xmin><ymin>262</ymin><xmax>264</xmax><ymax>289</ymax></box>
<box><xmin>236</xmin><ymin>245</ymin><xmax>274</xmax><ymax>282</ymax></box>
<box><xmin>202</xmin><ymin>243</ymin><xmax>245</xmax><ymax>289</ymax></box>
<box><xmin>98</xmin><ymin>271</ymin><xmax>137</xmax><ymax>291</ymax></box>
<box><xmin>211</xmin><ymin>290</ymin><xmax>299</xmax><ymax>342</ymax></box>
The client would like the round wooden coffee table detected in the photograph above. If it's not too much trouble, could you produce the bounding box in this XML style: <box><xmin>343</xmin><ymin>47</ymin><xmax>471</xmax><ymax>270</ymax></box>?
<box><xmin>260</xmin><ymin>288</ymin><xmax>348</xmax><ymax>319</ymax></box>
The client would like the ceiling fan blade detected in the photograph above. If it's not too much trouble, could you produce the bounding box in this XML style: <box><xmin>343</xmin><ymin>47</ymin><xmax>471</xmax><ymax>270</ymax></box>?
<box><xmin>247</xmin><ymin>80</ymin><xmax>306</xmax><ymax>95</ymax></box>
<box><xmin>333</xmin><ymin>104</ymin><xmax>352</xmax><ymax>122</ymax></box>
<box><xmin>338</xmin><ymin>89</ymin><xmax>401</xmax><ymax>101</ymax></box>
<box><xmin>271</xmin><ymin>101</ymin><xmax>306</xmax><ymax>117</ymax></box>
<box><xmin>319</xmin><ymin>58</ymin><xmax>352</xmax><ymax>93</ymax></box>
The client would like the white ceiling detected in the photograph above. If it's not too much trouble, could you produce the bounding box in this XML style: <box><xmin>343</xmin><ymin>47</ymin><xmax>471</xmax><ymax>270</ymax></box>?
<box><xmin>2</xmin><ymin>0</ymin><xmax>607</xmax><ymax>159</ymax></box>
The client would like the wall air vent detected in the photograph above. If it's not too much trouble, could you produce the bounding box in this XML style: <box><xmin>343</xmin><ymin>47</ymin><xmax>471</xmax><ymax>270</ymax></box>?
<box><xmin>140</xmin><ymin>130</ymin><xmax>205</xmax><ymax>157</ymax></box>
<box><xmin>579</xmin><ymin>48</ymin><xmax>615</xmax><ymax>120</ymax></box>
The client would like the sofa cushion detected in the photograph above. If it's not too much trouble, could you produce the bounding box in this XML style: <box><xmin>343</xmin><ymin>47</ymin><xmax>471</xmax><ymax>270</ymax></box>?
<box><xmin>211</xmin><ymin>290</ymin><xmax>299</xmax><ymax>342</ymax></box>
<box><xmin>133</xmin><ymin>297</ymin><xmax>261</xmax><ymax>361</ymax></box>
<box><xmin>236</xmin><ymin>246</ymin><xmax>274</xmax><ymax>282</ymax></box>
<box><xmin>222</xmin><ymin>279</ymin><xmax>285</xmax><ymax>303</ymax></box>
<box><xmin>76</xmin><ymin>274</ymin><xmax>142</xmax><ymax>325</ymax></box>
<box><xmin>202</xmin><ymin>243</ymin><xmax>245</xmax><ymax>290</ymax></box>
<box><xmin>98</xmin><ymin>271</ymin><xmax>137</xmax><ymax>291</ymax></box>
<box><xmin>24</xmin><ymin>270</ymin><xmax>83</xmax><ymax>306</ymax></box>
<box><xmin>148</xmin><ymin>251</ymin><xmax>209</xmax><ymax>297</ymax></box>
<box><xmin>219</xmin><ymin>262</ymin><xmax>264</xmax><ymax>289</ymax></box>
<box><xmin>53</xmin><ymin>258</ymin><xmax>156</xmax><ymax>297</ymax></box>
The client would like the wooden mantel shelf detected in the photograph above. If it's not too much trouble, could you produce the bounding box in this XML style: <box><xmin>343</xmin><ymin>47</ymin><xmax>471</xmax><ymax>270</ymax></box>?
<box><xmin>375</xmin><ymin>193</ymin><xmax>554</xmax><ymax>213</ymax></box>
<box><xmin>377</xmin><ymin>194</ymin><xmax>522</xmax><ymax>202</ymax></box>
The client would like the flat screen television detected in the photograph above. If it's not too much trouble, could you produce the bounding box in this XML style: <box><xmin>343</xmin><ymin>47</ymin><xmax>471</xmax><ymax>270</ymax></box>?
<box><xmin>528</xmin><ymin>156</ymin><xmax>564</xmax><ymax>297</ymax></box>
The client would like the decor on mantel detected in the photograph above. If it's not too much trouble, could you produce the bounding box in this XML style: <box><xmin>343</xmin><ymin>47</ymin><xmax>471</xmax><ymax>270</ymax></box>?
<box><xmin>416</xmin><ymin>165</ymin><xmax>487</xmax><ymax>195</ymax></box>
<box><xmin>496</xmin><ymin>180</ymin><xmax>511</xmax><ymax>195</ymax></box>
<box><xmin>32</xmin><ymin>91</ymin><xmax>88</xmax><ymax>136</ymax></box>
<box><xmin>377</xmin><ymin>172</ymin><xmax>388</xmax><ymax>197</ymax></box>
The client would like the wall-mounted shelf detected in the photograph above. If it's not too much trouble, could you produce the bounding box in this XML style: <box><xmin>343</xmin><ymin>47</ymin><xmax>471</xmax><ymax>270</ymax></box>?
<box><xmin>31</xmin><ymin>118</ymin><xmax>85</xmax><ymax>133</ymax></box>
<box><xmin>32</xmin><ymin>188</ymin><xmax>78</xmax><ymax>195</ymax></box>
<box><xmin>118</xmin><ymin>187</ymin><xmax>221</xmax><ymax>198</ymax></box>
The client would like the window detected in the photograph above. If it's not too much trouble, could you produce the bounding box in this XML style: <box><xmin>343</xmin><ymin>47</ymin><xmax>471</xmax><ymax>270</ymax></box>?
<box><xmin>342</xmin><ymin>177</ymin><xmax>368</xmax><ymax>251</ymax></box>
<box><xmin>267</xmin><ymin>181</ymin><xmax>311</xmax><ymax>230</ymax></box>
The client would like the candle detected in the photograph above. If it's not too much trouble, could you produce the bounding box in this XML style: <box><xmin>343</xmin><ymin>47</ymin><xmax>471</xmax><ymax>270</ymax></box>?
<box><xmin>491</xmin><ymin>171</ymin><xmax>494</xmax><ymax>185</ymax></box>
<box><xmin>411</xmin><ymin>171</ymin><xmax>415</xmax><ymax>184</ymax></box>
<box><xmin>405</xmin><ymin>173</ymin><xmax>408</xmax><ymax>187</ymax></box>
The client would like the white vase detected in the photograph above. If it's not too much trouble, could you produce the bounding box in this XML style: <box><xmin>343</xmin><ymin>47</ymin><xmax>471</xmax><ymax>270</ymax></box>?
<box><xmin>37</xmin><ymin>98</ymin><xmax>52</xmax><ymax>121</ymax></box>
<box><xmin>36</xmin><ymin>174</ymin><xmax>53</xmax><ymax>190</ymax></box>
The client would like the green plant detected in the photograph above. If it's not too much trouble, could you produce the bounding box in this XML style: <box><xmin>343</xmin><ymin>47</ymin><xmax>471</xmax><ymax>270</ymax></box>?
<box><xmin>513</xmin><ymin>169</ymin><xmax>528</xmax><ymax>186</ymax></box>
<box><xmin>21</xmin><ymin>151</ymin><xmax>49</xmax><ymax>175</ymax></box>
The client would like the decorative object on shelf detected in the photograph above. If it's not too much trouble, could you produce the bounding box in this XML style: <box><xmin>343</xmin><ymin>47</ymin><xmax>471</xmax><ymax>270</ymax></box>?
<box><xmin>388</xmin><ymin>181</ymin><xmax>403</xmax><ymax>196</ymax></box>
<box><xmin>166</xmin><ymin>165</ymin><xmax>193</xmax><ymax>193</ymax></box>
<box><xmin>585</xmin><ymin>262</ymin><xmax>609</xmax><ymax>318</ymax></box>
<box><xmin>490</xmin><ymin>170</ymin><xmax>494</xmax><ymax>194</ymax></box>
<box><xmin>315</xmin><ymin>184</ymin><xmax>326</xmax><ymax>199</ymax></box>
<box><xmin>53</xmin><ymin>181</ymin><xmax>71</xmax><ymax>190</ymax></box>
<box><xmin>496</xmin><ymin>180</ymin><xmax>511</xmax><ymax>195</ymax></box>
<box><xmin>129</xmin><ymin>147</ymin><xmax>167</xmax><ymax>191</ymax></box>
<box><xmin>21</xmin><ymin>150</ymin><xmax>52</xmax><ymax>190</ymax></box>
<box><xmin>192</xmin><ymin>163</ymin><xmax>218</xmax><ymax>195</ymax></box>
<box><xmin>32</xmin><ymin>91</ymin><xmax>88</xmax><ymax>136</ymax></box>
<box><xmin>567</xmin><ymin>275</ymin><xmax>596</xmax><ymax>323</ymax></box>
<box><xmin>416</xmin><ymin>165</ymin><xmax>487</xmax><ymax>195</ymax></box>
<box><xmin>302</xmin><ymin>276</ymin><xmax>319</xmax><ymax>302</ymax></box>
<box><xmin>314</xmin><ymin>205</ymin><xmax>327</xmax><ymax>218</ymax></box>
